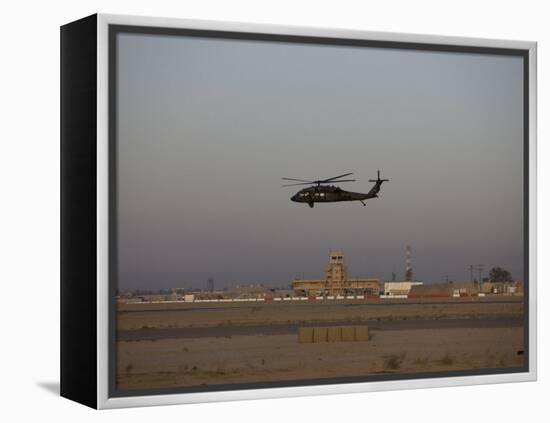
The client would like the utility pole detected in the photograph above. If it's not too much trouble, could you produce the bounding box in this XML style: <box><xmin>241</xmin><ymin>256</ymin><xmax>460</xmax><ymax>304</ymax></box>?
<box><xmin>469</xmin><ymin>264</ymin><xmax>484</xmax><ymax>294</ymax></box>
<box><xmin>476</xmin><ymin>264</ymin><xmax>484</xmax><ymax>291</ymax></box>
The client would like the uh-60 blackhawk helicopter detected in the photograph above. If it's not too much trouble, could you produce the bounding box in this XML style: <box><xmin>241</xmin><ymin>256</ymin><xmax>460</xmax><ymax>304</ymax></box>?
<box><xmin>282</xmin><ymin>171</ymin><xmax>389</xmax><ymax>208</ymax></box>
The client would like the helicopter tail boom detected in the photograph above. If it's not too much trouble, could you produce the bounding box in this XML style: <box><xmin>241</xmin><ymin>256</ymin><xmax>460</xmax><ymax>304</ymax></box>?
<box><xmin>367</xmin><ymin>170</ymin><xmax>389</xmax><ymax>196</ymax></box>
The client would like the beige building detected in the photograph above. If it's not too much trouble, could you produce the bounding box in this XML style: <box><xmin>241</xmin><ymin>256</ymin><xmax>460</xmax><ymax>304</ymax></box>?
<box><xmin>293</xmin><ymin>252</ymin><xmax>380</xmax><ymax>296</ymax></box>
<box><xmin>383</xmin><ymin>281</ymin><xmax>423</xmax><ymax>296</ymax></box>
<box><xmin>481</xmin><ymin>281</ymin><xmax>523</xmax><ymax>295</ymax></box>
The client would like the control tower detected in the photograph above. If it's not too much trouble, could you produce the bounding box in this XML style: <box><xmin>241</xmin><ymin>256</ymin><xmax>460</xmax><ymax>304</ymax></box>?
<box><xmin>293</xmin><ymin>251</ymin><xmax>379</xmax><ymax>296</ymax></box>
<box><xmin>325</xmin><ymin>252</ymin><xmax>346</xmax><ymax>290</ymax></box>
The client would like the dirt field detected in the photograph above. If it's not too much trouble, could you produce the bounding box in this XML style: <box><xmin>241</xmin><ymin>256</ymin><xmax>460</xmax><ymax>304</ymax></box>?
<box><xmin>115</xmin><ymin>298</ymin><xmax>525</xmax><ymax>391</ymax></box>
<box><xmin>117</xmin><ymin>326</ymin><xmax>524</xmax><ymax>390</ymax></box>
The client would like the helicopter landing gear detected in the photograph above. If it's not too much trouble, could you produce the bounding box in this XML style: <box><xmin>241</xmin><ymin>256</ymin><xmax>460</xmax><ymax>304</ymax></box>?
<box><xmin>308</xmin><ymin>202</ymin><xmax>314</xmax><ymax>208</ymax></box>
<box><xmin>360</xmin><ymin>200</ymin><xmax>366</xmax><ymax>206</ymax></box>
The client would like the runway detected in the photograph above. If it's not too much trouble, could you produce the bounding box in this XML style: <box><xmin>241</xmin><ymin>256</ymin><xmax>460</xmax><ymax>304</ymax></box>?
<box><xmin>117</xmin><ymin>317</ymin><xmax>523</xmax><ymax>341</ymax></box>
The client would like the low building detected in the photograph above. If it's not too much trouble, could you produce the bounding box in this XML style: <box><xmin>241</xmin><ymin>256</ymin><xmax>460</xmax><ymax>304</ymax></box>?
<box><xmin>481</xmin><ymin>281</ymin><xmax>523</xmax><ymax>295</ymax></box>
<box><xmin>408</xmin><ymin>282</ymin><xmax>479</xmax><ymax>297</ymax></box>
<box><xmin>293</xmin><ymin>252</ymin><xmax>380</xmax><ymax>296</ymax></box>
<box><xmin>383</xmin><ymin>281</ymin><xmax>423</xmax><ymax>296</ymax></box>
<box><xmin>449</xmin><ymin>282</ymin><xmax>479</xmax><ymax>296</ymax></box>
<box><xmin>225</xmin><ymin>285</ymin><xmax>272</xmax><ymax>299</ymax></box>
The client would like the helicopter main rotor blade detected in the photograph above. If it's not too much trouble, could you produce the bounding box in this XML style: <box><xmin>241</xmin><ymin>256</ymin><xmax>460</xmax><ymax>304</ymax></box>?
<box><xmin>281</xmin><ymin>182</ymin><xmax>315</xmax><ymax>187</ymax></box>
<box><xmin>281</xmin><ymin>173</ymin><xmax>355</xmax><ymax>187</ymax></box>
<box><xmin>282</xmin><ymin>179</ymin><xmax>356</xmax><ymax>187</ymax></box>
<box><xmin>319</xmin><ymin>172</ymin><xmax>354</xmax><ymax>183</ymax></box>
<box><xmin>281</xmin><ymin>177</ymin><xmax>314</xmax><ymax>183</ymax></box>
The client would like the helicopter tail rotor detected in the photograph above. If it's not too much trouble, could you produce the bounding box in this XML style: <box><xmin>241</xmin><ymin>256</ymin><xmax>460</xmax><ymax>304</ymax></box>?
<box><xmin>369</xmin><ymin>170</ymin><xmax>389</xmax><ymax>183</ymax></box>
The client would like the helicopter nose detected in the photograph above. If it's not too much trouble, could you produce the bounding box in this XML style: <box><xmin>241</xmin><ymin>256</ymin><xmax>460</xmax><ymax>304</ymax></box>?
<box><xmin>291</xmin><ymin>194</ymin><xmax>298</xmax><ymax>202</ymax></box>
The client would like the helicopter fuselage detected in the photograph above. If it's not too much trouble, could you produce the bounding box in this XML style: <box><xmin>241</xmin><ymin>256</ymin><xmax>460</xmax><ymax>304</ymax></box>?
<box><xmin>291</xmin><ymin>185</ymin><xmax>380</xmax><ymax>207</ymax></box>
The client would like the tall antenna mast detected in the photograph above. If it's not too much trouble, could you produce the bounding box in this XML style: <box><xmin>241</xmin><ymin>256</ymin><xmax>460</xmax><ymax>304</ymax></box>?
<box><xmin>207</xmin><ymin>277</ymin><xmax>214</xmax><ymax>293</ymax></box>
<box><xmin>405</xmin><ymin>244</ymin><xmax>413</xmax><ymax>281</ymax></box>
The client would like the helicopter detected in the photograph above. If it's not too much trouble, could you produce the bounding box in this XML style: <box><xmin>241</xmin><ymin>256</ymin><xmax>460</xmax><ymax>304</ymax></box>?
<box><xmin>282</xmin><ymin>171</ymin><xmax>389</xmax><ymax>208</ymax></box>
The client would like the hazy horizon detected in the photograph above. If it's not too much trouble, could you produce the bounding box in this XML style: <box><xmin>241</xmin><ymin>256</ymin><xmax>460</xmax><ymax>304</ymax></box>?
<box><xmin>115</xmin><ymin>32</ymin><xmax>524</xmax><ymax>291</ymax></box>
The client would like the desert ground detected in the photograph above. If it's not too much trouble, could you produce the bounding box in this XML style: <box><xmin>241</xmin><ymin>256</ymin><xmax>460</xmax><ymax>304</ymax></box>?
<box><xmin>116</xmin><ymin>298</ymin><xmax>525</xmax><ymax>391</ymax></box>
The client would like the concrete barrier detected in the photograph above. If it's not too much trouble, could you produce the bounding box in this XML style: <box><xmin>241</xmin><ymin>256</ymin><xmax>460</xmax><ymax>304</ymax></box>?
<box><xmin>298</xmin><ymin>327</ymin><xmax>314</xmax><ymax>343</ymax></box>
<box><xmin>341</xmin><ymin>326</ymin><xmax>355</xmax><ymax>342</ymax></box>
<box><xmin>298</xmin><ymin>325</ymin><xmax>369</xmax><ymax>343</ymax></box>
<box><xmin>313</xmin><ymin>327</ymin><xmax>328</xmax><ymax>343</ymax></box>
<box><xmin>327</xmin><ymin>326</ymin><xmax>342</xmax><ymax>342</ymax></box>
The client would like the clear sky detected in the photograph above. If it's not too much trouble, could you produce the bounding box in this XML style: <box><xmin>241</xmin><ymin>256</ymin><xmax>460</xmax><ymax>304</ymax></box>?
<box><xmin>115</xmin><ymin>32</ymin><xmax>524</xmax><ymax>291</ymax></box>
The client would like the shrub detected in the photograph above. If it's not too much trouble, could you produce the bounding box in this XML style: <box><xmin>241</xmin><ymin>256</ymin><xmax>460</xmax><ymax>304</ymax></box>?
<box><xmin>384</xmin><ymin>352</ymin><xmax>406</xmax><ymax>370</ymax></box>
<box><xmin>440</xmin><ymin>352</ymin><xmax>454</xmax><ymax>366</ymax></box>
